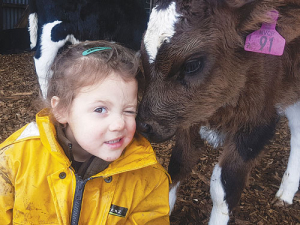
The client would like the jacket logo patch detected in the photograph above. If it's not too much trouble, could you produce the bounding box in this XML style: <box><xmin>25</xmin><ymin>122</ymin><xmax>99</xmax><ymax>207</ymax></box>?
<box><xmin>109</xmin><ymin>204</ymin><xmax>128</xmax><ymax>218</ymax></box>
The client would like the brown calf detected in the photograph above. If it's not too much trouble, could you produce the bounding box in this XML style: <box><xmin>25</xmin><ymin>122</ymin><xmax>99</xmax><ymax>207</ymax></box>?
<box><xmin>137</xmin><ymin>0</ymin><xmax>300</xmax><ymax>224</ymax></box>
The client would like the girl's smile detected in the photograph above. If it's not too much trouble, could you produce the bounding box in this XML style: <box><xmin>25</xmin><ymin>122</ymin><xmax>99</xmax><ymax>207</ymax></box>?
<box><xmin>104</xmin><ymin>138</ymin><xmax>124</xmax><ymax>149</ymax></box>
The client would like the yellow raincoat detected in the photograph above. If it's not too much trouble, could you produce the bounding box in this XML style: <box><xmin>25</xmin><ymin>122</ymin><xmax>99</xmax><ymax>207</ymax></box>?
<box><xmin>0</xmin><ymin>110</ymin><xmax>170</xmax><ymax>224</ymax></box>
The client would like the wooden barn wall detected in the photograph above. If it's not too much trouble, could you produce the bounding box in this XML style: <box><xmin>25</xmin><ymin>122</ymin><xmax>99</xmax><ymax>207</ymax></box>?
<box><xmin>144</xmin><ymin>0</ymin><xmax>154</xmax><ymax>15</ymax></box>
<box><xmin>0</xmin><ymin>0</ymin><xmax>29</xmax><ymax>31</ymax></box>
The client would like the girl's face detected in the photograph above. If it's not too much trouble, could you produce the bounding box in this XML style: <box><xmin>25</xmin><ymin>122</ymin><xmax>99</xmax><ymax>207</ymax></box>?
<box><xmin>53</xmin><ymin>72</ymin><xmax>138</xmax><ymax>162</ymax></box>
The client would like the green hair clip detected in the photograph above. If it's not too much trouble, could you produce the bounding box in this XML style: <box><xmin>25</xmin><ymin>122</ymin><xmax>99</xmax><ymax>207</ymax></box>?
<box><xmin>82</xmin><ymin>47</ymin><xmax>112</xmax><ymax>56</ymax></box>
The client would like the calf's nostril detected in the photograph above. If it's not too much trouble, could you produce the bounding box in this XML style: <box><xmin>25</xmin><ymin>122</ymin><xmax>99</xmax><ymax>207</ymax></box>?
<box><xmin>138</xmin><ymin>122</ymin><xmax>152</xmax><ymax>134</ymax></box>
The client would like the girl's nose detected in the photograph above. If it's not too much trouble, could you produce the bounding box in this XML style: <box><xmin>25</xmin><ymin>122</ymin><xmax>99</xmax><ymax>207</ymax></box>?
<box><xmin>109</xmin><ymin>116</ymin><xmax>125</xmax><ymax>131</ymax></box>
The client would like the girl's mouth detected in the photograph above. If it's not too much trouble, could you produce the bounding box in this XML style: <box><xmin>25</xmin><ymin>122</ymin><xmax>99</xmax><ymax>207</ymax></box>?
<box><xmin>105</xmin><ymin>138</ymin><xmax>121</xmax><ymax>144</ymax></box>
<box><xmin>104</xmin><ymin>138</ymin><xmax>124</xmax><ymax>149</ymax></box>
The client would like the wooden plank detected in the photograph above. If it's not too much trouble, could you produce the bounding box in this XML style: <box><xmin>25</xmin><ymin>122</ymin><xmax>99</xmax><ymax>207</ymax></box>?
<box><xmin>15</xmin><ymin>5</ymin><xmax>29</xmax><ymax>28</ymax></box>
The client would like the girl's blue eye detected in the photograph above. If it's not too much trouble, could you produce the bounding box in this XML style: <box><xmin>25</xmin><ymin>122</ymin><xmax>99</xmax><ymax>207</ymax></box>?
<box><xmin>94</xmin><ymin>107</ymin><xmax>107</xmax><ymax>113</ymax></box>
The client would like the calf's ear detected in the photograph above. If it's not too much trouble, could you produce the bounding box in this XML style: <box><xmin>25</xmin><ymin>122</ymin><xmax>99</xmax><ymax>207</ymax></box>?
<box><xmin>225</xmin><ymin>0</ymin><xmax>276</xmax><ymax>36</ymax></box>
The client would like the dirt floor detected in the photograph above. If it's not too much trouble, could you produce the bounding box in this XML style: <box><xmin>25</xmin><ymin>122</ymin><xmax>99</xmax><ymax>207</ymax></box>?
<box><xmin>1</xmin><ymin>52</ymin><xmax>300</xmax><ymax>224</ymax></box>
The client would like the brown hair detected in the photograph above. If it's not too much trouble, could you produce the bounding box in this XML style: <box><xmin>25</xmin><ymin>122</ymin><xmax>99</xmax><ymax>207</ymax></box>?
<box><xmin>45</xmin><ymin>40</ymin><xmax>140</xmax><ymax>114</ymax></box>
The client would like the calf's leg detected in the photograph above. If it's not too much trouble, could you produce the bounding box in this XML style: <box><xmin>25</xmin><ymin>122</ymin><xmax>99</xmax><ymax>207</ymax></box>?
<box><xmin>168</xmin><ymin>125</ymin><xmax>204</xmax><ymax>213</ymax></box>
<box><xmin>28</xmin><ymin>12</ymin><xmax>38</xmax><ymax>49</ymax></box>
<box><xmin>209</xmin><ymin>156</ymin><xmax>253</xmax><ymax>225</ymax></box>
<box><xmin>276</xmin><ymin>102</ymin><xmax>300</xmax><ymax>203</ymax></box>
<box><xmin>209</xmin><ymin>119</ymin><xmax>277</xmax><ymax>225</ymax></box>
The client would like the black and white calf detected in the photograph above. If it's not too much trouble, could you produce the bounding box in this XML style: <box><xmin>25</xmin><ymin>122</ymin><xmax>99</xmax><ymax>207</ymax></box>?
<box><xmin>136</xmin><ymin>0</ymin><xmax>300</xmax><ymax>224</ymax></box>
<box><xmin>28</xmin><ymin>0</ymin><xmax>148</xmax><ymax>98</ymax></box>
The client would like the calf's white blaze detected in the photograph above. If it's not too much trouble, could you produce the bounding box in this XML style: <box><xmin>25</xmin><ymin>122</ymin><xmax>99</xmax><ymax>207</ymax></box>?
<box><xmin>276</xmin><ymin>101</ymin><xmax>300</xmax><ymax>203</ymax></box>
<box><xmin>34</xmin><ymin>21</ymin><xmax>79</xmax><ymax>98</ymax></box>
<box><xmin>144</xmin><ymin>1</ymin><xmax>181</xmax><ymax>63</ymax></box>
<box><xmin>209</xmin><ymin>164</ymin><xmax>229</xmax><ymax>225</ymax></box>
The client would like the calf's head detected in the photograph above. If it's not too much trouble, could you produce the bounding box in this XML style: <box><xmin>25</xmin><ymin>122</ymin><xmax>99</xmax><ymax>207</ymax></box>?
<box><xmin>137</xmin><ymin>0</ymin><xmax>288</xmax><ymax>142</ymax></box>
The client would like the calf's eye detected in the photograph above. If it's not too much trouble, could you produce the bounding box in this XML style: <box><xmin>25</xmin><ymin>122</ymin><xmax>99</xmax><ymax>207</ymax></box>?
<box><xmin>184</xmin><ymin>59</ymin><xmax>202</xmax><ymax>74</ymax></box>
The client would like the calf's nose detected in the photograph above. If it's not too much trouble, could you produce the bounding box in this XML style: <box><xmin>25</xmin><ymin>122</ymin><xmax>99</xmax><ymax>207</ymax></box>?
<box><xmin>136</xmin><ymin>121</ymin><xmax>152</xmax><ymax>134</ymax></box>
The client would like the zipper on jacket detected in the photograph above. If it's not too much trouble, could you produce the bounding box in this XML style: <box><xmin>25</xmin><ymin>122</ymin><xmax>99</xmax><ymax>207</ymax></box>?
<box><xmin>71</xmin><ymin>174</ymin><xmax>91</xmax><ymax>225</ymax></box>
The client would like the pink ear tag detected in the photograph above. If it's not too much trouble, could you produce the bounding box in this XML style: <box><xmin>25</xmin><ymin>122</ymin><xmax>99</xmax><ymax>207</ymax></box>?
<box><xmin>244</xmin><ymin>10</ymin><xmax>285</xmax><ymax>56</ymax></box>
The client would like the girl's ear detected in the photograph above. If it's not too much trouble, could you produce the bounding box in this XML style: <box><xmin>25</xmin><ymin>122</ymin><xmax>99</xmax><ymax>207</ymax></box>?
<box><xmin>51</xmin><ymin>96</ymin><xmax>68</xmax><ymax>124</ymax></box>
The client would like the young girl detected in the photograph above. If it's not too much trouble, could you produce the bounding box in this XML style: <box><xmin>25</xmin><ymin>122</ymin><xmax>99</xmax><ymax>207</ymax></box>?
<box><xmin>0</xmin><ymin>41</ymin><xmax>170</xmax><ymax>224</ymax></box>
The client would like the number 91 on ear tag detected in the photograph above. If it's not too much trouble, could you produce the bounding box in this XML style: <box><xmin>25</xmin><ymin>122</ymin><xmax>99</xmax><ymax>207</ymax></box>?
<box><xmin>244</xmin><ymin>10</ymin><xmax>285</xmax><ymax>56</ymax></box>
